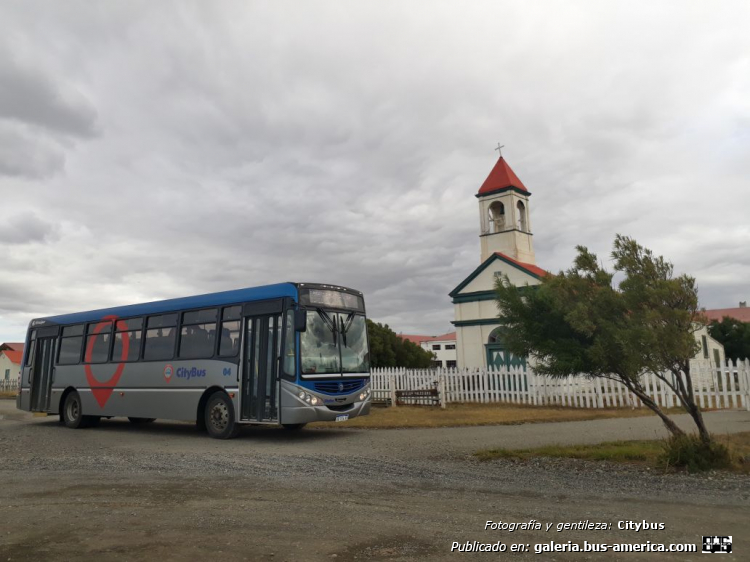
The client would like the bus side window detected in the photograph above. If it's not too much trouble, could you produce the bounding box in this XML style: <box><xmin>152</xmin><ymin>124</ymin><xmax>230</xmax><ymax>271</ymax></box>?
<box><xmin>144</xmin><ymin>314</ymin><xmax>178</xmax><ymax>361</ymax></box>
<box><xmin>178</xmin><ymin>308</ymin><xmax>217</xmax><ymax>359</ymax></box>
<box><xmin>58</xmin><ymin>325</ymin><xmax>84</xmax><ymax>365</ymax></box>
<box><xmin>84</xmin><ymin>321</ymin><xmax>114</xmax><ymax>363</ymax></box>
<box><xmin>218</xmin><ymin>306</ymin><xmax>241</xmax><ymax>357</ymax></box>
<box><xmin>112</xmin><ymin>318</ymin><xmax>143</xmax><ymax>362</ymax></box>
<box><xmin>25</xmin><ymin>330</ymin><xmax>37</xmax><ymax>366</ymax></box>
<box><xmin>282</xmin><ymin>309</ymin><xmax>295</xmax><ymax>377</ymax></box>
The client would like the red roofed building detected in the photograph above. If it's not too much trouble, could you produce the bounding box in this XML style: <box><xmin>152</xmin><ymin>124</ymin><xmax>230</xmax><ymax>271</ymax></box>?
<box><xmin>1</xmin><ymin>344</ymin><xmax>23</xmax><ymax>387</ymax></box>
<box><xmin>398</xmin><ymin>332</ymin><xmax>457</xmax><ymax>368</ymax></box>
<box><xmin>0</xmin><ymin>342</ymin><xmax>24</xmax><ymax>352</ymax></box>
<box><xmin>702</xmin><ymin>303</ymin><xmax>750</xmax><ymax>324</ymax></box>
<box><xmin>450</xmin><ymin>152</ymin><xmax>546</xmax><ymax>369</ymax></box>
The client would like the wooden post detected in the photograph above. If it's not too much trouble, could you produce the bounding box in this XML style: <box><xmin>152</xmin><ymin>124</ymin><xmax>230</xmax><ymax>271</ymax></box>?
<box><xmin>721</xmin><ymin>363</ymin><xmax>730</xmax><ymax>409</ymax></box>
<box><xmin>439</xmin><ymin>374</ymin><xmax>447</xmax><ymax>409</ymax></box>
<box><xmin>389</xmin><ymin>374</ymin><xmax>397</xmax><ymax>407</ymax></box>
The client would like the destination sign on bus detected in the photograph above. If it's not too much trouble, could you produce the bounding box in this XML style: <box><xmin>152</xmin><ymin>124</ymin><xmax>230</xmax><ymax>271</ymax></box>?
<box><xmin>306</xmin><ymin>289</ymin><xmax>362</xmax><ymax>310</ymax></box>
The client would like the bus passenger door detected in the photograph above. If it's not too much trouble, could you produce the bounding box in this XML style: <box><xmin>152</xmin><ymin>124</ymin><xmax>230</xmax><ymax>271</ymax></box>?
<box><xmin>29</xmin><ymin>337</ymin><xmax>56</xmax><ymax>412</ymax></box>
<box><xmin>241</xmin><ymin>314</ymin><xmax>281</xmax><ymax>423</ymax></box>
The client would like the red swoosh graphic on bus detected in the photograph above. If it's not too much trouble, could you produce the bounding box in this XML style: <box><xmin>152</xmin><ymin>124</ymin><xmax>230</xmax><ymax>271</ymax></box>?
<box><xmin>84</xmin><ymin>315</ymin><xmax>130</xmax><ymax>408</ymax></box>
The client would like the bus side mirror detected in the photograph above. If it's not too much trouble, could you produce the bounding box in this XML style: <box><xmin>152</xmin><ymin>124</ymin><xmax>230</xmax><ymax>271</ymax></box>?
<box><xmin>294</xmin><ymin>309</ymin><xmax>307</xmax><ymax>332</ymax></box>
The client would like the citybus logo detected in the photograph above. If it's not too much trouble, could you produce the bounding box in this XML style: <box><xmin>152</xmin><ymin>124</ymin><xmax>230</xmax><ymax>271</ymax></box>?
<box><xmin>164</xmin><ymin>364</ymin><xmax>174</xmax><ymax>383</ymax></box>
<box><xmin>85</xmin><ymin>315</ymin><xmax>129</xmax><ymax>409</ymax></box>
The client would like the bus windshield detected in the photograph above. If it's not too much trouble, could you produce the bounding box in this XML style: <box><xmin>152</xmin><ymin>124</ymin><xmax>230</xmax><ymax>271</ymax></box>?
<box><xmin>300</xmin><ymin>309</ymin><xmax>370</xmax><ymax>375</ymax></box>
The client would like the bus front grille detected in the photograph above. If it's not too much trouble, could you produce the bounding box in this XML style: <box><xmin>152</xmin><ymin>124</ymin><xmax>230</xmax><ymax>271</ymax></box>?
<box><xmin>314</xmin><ymin>380</ymin><xmax>364</xmax><ymax>394</ymax></box>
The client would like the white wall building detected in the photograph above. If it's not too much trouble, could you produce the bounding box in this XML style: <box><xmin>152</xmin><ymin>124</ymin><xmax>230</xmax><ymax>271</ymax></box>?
<box><xmin>690</xmin><ymin>325</ymin><xmax>726</xmax><ymax>388</ymax></box>
<box><xmin>400</xmin><ymin>333</ymin><xmax>457</xmax><ymax>368</ymax></box>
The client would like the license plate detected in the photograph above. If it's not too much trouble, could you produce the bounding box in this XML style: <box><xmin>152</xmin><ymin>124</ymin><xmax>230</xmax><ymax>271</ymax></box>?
<box><xmin>335</xmin><ymin>414</ymin><xmax>349</xmax><ymax>422</ymax></box>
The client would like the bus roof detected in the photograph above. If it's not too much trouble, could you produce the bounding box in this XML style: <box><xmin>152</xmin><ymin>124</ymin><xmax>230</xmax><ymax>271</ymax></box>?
<box><xmin>34</xmin><ymin>282</ymin><xmax>300</xmax><ymax>326</ymax></box>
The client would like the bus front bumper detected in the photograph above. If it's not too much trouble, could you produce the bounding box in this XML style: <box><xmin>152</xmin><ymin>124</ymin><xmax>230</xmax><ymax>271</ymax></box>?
<box><xmin>280</xmin><ymin>383</ymin><xmax>371</xmax><ymax>425</ymax></box>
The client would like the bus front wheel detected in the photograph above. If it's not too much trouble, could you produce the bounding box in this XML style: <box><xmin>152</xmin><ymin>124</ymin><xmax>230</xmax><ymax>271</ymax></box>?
<box><xmin>62</xmin><ymin>391</ymin><xmax>98</xmax><ymax>429</ymax></box>
<box><xmin>204</xmin><ymin>393</ymin><xmax>239</xmax><ymax>439</ymax></box>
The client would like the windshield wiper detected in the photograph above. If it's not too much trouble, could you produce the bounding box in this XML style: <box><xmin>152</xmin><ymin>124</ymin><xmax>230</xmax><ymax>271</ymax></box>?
<box><xmin>340</xmin><ymin>312</ymin><xmax>354</xmax><ymax>347</ymax></box>
<box><xmin>315</xmin><ymin>308</ymin><xmax>337</xmax><ymax>344</ymax></box>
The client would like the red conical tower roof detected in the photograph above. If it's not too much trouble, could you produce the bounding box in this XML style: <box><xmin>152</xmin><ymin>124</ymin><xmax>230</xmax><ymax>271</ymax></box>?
<box><xmin>477</xmin><ymin>157</ymin><xmax>528</xmax><ymax>197</ymax></box>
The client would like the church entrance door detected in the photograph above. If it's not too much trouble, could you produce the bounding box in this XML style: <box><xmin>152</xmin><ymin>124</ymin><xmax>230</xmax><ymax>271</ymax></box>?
<box><xmin>486</xmin><ymin>344</ymin><xmax>528</xmax><ymax>394</ymax></box>
<box><xmin>485</xmin><ymin>345</ymin><xmax>526</xmax><ymax>371</ymax></box>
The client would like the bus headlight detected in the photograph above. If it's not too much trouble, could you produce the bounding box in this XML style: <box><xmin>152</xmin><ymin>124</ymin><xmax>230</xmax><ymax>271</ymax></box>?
<box><xmin>359</xmin><ymin>387</ymin><xmax>371</xmax><ymax>401</ymax></box>
<box><xmin>298</xmin><ymin>391</ymin><xmax>321</xmax><ymax>406</ymax></box>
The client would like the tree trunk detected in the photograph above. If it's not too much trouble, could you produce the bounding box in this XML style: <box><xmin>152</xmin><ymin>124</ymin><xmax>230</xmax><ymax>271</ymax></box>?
<box><xmin>625</xmin><ymin>381</ymin><xmax>686</xmax><ymax>438</ymax></box>
<box><xmin>671</xmin><ymin>366</ymin><xmax>713</xmax><ymax>444</ymax></box>
<box><xmin>686</xmin><ymin>403</ymin><xmax>711</xmax><ymax>443</ymax></box>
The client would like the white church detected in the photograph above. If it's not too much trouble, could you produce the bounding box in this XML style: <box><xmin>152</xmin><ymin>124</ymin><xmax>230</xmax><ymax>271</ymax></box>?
<box><xmin>449</xmin><ymin>153</ymin><xmax>724</xmax><ymax>374</ymax></box>
<box><xmin>450</xmin><ymin>153</ymin><xmax>545</xmax><ymax>370</ymax></box>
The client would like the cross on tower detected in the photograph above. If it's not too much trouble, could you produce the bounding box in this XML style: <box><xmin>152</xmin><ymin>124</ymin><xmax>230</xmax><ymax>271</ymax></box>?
<box><xmin>495</xmin><ymin>143</ymin><xmax>504</xmax><ymax>157</ymax></box>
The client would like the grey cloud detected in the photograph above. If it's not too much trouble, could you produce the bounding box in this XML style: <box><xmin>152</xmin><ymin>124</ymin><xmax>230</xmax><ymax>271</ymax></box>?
<box><xmin>0</xmin><ymin>123</ymin><xmax>65</xmax><ymax>178</ymax></box>
<box><xmin>0</xmin><ymin>1</ymin><xmax>749</xmax><ymax>339</ymax></box>
<box><xmin>0</xmin><ymin>40</ymin><xmax>99</xmax><ymax>179</ymax></box>
<box><xmin>0</xmin><ymin>54</ymin><xmax>98</xmax><ymax>138</ymax></box>
<box><xmin>0</xmin><ymin>212</ymin><xmax>57</xmax><ymax>244</ymax></box>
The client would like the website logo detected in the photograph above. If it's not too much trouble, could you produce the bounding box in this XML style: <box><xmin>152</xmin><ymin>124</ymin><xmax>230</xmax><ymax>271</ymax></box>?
<box><xmin>703</xmin><ymin>536</ymin><xmax>732</xmax><ymax>554</ymax></box>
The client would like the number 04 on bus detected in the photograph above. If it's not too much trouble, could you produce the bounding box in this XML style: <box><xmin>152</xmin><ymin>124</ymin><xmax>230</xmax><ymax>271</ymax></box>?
<box><xmin>16</xmin><ymin>283</ymin><xmax>371</xmax><ymax>439</ymax></box>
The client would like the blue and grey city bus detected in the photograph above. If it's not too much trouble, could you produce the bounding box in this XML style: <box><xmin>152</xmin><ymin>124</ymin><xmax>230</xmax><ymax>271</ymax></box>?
<box><xmin>17</xmin><ymin>282</ymin><xmax>371</xmax><ymax>438</ymax></box>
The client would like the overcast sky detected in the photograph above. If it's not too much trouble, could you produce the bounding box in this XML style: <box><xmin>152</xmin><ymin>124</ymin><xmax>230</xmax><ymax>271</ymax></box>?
<box><xmin>0</xmin><ymin>1</ymin><xmax>749</xmax><ymax>342</ymax></box>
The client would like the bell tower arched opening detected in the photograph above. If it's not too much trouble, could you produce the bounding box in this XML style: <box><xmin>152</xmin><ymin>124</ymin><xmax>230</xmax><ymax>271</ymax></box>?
<box><xmin>516</xmin><ymin>201</ymin><xmax>527</xmax><ymax>232</ymax></box>
<box><xmin>488</xmin><ymin>202</ymin><xmax>506</xmax><ymax>233</ymax></box>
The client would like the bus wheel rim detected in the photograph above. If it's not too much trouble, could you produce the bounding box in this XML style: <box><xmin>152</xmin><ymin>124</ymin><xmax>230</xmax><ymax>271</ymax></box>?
<box><xmin>210</xmin><ymin>402</ymin><xmax>229</xmax><ymax>431</ymax></box>
<box><xmin>67</xmin><ymin>398</ymin><xmax>79</xmax><ymax>420</ymax></box>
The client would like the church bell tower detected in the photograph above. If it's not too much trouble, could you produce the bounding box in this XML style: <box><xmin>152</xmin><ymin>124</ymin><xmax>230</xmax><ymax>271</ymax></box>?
<box><xmin>476</xmin><ymin>151</ymin><xmax>535</xmax><ymax>264</ymax></box>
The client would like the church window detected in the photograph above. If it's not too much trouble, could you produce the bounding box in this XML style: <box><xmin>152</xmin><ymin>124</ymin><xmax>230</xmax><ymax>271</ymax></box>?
<box><xmin>488</xmin><ymin>327</ymin><xmax>506</xmax><ymax>344</ymax></box>
<box><xmin>516</xmin><ymin>201</ymin><xmax>527</xmax><ymax>232</ymax></box>
<box><xmin>488</xmin><ymin>202</ymin><xmax>505</xmax><ymax>233</ymax></box>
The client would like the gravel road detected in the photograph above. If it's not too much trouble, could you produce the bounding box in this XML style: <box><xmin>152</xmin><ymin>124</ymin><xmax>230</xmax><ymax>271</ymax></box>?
<box><xmin>1</xmin><ymin>400</ymin><xmax>748</xmax><ymax>561</ymax></box>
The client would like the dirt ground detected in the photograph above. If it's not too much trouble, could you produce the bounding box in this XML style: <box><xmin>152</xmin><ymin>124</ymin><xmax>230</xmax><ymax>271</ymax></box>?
<box><xmin>1</xmin><ymin>401</ymin><xmax>748</xmax><ymax>561</ymax></box>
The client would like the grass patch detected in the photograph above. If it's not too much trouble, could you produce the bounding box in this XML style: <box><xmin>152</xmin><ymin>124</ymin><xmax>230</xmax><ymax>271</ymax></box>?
<box><xmin>0</xmin><ymin>391</ymin><xmax>16</xmax><ymax>399</ymax></box>
<box><xmin>316</xmin><ymin>403</ymin><xmax>685</xmax><ymax>429</ymax></box>
<box><xmin>661</xmin><ymin>434</ymin><xmax>733</xmax><ymax>472</ymax></box>
<box><xmin>476</xmin><ymin>432</ymin><xmax>750</xmax><ymax>473</ymax></box>
<box><xmin>475</xmin><ymin>440</ymin><xmax>662</xmax><ymax>463</ymax></box>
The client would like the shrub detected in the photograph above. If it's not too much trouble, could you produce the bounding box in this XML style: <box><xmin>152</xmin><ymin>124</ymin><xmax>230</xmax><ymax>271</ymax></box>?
<box><xmin>659</xmin><ymin>434</ymin><xmax>733</xmax><ymax>472</ymax></box>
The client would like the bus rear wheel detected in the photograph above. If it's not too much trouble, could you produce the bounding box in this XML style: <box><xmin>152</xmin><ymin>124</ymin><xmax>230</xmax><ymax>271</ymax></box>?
<box><xmin>205</xmin><ymin>393</ymin><xmax>239</xmax><ymax>439</ymax></box>
<box><xmin>128</xmin><ymin>417</ymin><xmax>156</xmax><ymax>424</ymax></box>
<box><xmin>62</xmin><ymin>391</ymin><xmax>98</xmax><ymax>429</ymax></box>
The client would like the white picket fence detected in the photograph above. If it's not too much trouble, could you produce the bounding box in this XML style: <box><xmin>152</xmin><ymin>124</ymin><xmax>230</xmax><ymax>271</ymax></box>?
<box><xmin>371</xmin><ymin>360</ymin><xmax>750</xmax><ymax>410</ymax></box>
<box><xmin>0</xmin><ymin>379</ymin><xmax>18</xmax><ymax>392</ymax></box>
